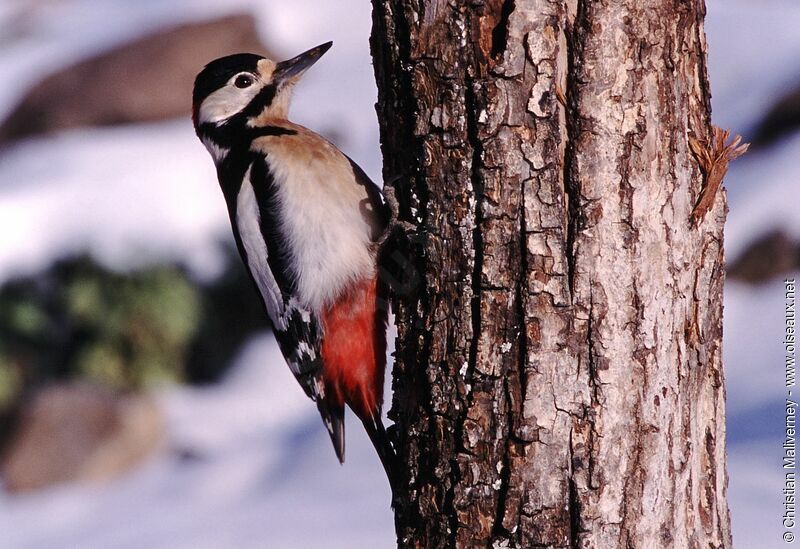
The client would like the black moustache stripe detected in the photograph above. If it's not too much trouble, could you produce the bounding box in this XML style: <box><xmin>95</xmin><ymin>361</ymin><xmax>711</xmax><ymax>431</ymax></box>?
<box><xmin>196</xmin><ymin>123</ymin><xmax>296</xmax><ymax>150</ymax></box>
<box><xmin>240</xmin><ymin>84</ymin><xmax>278</xmax><ymax>118</ymax></box>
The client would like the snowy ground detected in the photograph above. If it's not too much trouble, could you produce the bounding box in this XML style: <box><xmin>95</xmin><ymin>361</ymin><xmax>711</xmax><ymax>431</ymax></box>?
<box><xmin>706</xmin><ymin>1</ymin><xmax>800</xmax><ymax>545</ymax></box>
<box><xmin>0</xmin><ymin>0</ymin><xmax>796</xmax><ymax>546</ymax></box>
<box><xmin>0</xmin><ymin>334</ymin><xmax>395</xmax><ymax>549</ymax></box>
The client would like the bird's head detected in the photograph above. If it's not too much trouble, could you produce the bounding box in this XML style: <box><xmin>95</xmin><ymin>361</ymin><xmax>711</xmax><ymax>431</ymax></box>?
<box><xmin>192</xmin><ymin>41</ymin><xmax>332</xmax><ymax>138</ymax></box>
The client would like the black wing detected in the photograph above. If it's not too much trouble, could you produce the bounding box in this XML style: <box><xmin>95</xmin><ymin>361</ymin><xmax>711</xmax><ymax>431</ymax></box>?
<box><xmin>345</xmin><ymin>156</ymin><xmax>390</xmax><ymax>242</ymax></box>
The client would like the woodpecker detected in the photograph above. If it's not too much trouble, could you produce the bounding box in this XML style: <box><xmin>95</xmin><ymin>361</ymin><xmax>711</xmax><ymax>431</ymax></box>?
<box><xmin>192</xmin><ymin>42</ymin><xmax>397</xmax><ymax>483</ymax></box>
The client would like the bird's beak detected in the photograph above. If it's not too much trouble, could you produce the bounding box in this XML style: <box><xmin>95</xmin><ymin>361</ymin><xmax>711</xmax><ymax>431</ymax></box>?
<box><xmin>274</xmin><ymin>41</ymin><xmax>333</xmax><ymax>83</ymax></box>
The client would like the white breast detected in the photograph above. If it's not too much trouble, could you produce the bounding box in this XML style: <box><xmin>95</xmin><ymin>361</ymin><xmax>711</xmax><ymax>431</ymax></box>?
<box><xmin>264</xmin><ymin>140</ymin><xmax>376</xmax><ymax>314</ymax></box>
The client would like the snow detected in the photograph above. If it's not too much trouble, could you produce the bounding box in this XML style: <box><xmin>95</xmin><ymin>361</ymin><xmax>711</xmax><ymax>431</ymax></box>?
<box><xmin>723</xmin><ymin>275</ymin><xmax>799</xmax><ymax>545</ymax></box>
<box><xmin>728</xmin><ymin>440</ymin><xmax>786</xmax><ymax>547</ymax></box>
<box><xmin>705</xmin><ymin>0</ymin><xmax>800</xmax><ymax>135</ymax></box>
<box><xmin>723</xmin><ymin>132</ymin><xmax>800</xmax><ymax>260</ymax></box>
<box><xmin>0</xmin><ymin>0</ymin><xmax>796</xmax><ymax>545</ymax></box>
<box><xmin>0</xmin><ymin>120</ymin><xmax>228</xmax><ymax>280</ymax></box>
<box><xmin>707</xmin><ymin>4</ymin><xmax>800</xmax><ymax>541</ymax></box>
<box><xmin>0</xmin><ymin>334</ymin><xmax>395</xmax><ymax>549</ymax></box>
<box><xmin>705</xmin><ymin>0</ymin><xmax>800</xmax><ymax>262</ymax></box>
<box><xmin>724</xmin><ymin>278</ymin><xmax>794</xmax><ymax>415</ymax></box>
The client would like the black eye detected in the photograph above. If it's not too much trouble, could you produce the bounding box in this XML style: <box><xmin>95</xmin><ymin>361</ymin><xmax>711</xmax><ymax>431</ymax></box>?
<box><xmin>234</xmin><ymin>74</ymin><xmax>254</xmax><ymax>88</ymax></box>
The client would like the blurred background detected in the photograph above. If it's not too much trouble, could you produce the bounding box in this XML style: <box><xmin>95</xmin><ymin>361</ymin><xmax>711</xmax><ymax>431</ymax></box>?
<box><xmin>0</xmin><ymin>0</ymin><xmax>795</xmax><ymax>547</ymax></box>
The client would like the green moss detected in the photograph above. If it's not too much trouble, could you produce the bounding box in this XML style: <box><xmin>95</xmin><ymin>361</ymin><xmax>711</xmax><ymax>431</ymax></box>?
<box><xmin>0</xmin><ymin>255</ymin><xmax>203</xmax><ymax>396</ymax></box>
<box><xmin>0</xmin><ymin>248</ymin><xmax>269</xmax><ymax>413</ymax></box>
<box><xmin>76</xmin><ymin>342</ymin><xmax>128</xmax><ymax>389</ymax></box>
<box><xmin>7</xmin><ymin>302</ymin><xmax>47</xmax><ymax>336</ymax></box>
<box><xmin>0</xmin><ymin>356</ymin><xmax>21</xmax><ymax>410</ymax></box>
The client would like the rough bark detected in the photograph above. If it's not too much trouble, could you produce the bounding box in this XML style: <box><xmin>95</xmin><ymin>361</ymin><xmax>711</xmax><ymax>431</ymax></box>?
<box><xmin>370</xmin><ymin>1</ymin><xmax>729</xmax><ymax>547</ymax></box>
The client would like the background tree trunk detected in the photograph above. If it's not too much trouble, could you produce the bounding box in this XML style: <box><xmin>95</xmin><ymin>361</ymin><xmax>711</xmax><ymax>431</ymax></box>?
<box><xmin>370</xmin><ymin>0</ymin><xmax>729</xmax><ymax>547</ymax></box>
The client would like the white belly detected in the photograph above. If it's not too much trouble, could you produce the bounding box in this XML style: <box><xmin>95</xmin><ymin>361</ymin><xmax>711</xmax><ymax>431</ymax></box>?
<box><xmin>267</xmin><ymin>149</ymin><xmax>376</xmax><ymax>314</ymax></box>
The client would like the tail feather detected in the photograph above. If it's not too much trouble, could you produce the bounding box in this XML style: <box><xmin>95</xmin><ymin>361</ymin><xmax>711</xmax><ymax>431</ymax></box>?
<box><xmin>318</xmin><ymin>399</ymin><xmax>346</xmax><ymax>464</ymax></box>
<box><xmin>362</xmin><ymin>414</ymin><xmax>398</xmax><ymax>496</ymax></box>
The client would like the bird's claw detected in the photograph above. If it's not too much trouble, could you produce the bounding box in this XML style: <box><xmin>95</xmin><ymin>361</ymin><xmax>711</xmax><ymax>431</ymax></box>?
<box><xmin>377</xmin><ymin>180</ymin><xmax>416</xmax><ymax>248</ymax></box>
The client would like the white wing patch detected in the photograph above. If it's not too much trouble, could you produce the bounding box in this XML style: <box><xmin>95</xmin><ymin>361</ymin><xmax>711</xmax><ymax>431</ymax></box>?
<box><xmin>202</xmin><ymin>137</ymin><xmax>229</xmax><ymax>163</ymax></box>
<box><xmin>287</xmin><ymin>296</ymin><xmax>312</xmax><ymax>323</ymax></box>
<box><xmin>236</xmin><ymin>170</ymin><xmax>288</xmax><ymax>330</ymax></box>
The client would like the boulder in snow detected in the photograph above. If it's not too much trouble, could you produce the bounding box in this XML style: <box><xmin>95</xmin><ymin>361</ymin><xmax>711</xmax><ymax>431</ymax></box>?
<box><xmin>0</xmin><ymin>14</ymin><xmax>271</xmax><ymax>144</ymax></box>
<box><xmin>1</xmin><ymin>383</ymin><xmax>163</xmax><ymax>492</ymax></box>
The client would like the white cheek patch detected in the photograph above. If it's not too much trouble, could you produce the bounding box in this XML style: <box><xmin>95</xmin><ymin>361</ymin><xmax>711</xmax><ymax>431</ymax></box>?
<box><xmin>198</xmin><ymin>81</ymin><xmax>262</xmax><ymax>125</ymax></box>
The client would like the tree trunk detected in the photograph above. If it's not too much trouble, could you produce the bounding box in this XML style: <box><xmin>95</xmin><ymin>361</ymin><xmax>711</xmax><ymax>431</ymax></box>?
<box><xmin>369</xmin><ymin>1</ymin><xmax>730</xmax><ymax>547</ymax></box>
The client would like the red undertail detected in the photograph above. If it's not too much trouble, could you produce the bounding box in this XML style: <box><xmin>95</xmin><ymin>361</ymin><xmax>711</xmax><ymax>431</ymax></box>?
<box><xmin>320</xmin><ymin>275</ymin><xmax>387</xmax><ymax>422</ymax></box>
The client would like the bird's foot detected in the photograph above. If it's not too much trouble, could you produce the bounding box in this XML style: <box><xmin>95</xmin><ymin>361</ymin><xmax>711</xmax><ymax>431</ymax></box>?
<box><xmin>377</xmin><ymin>177</ymin><xmax>421</xmax><ymax>302</ymax></box>
<box><xmin>376</xmin><ymin>178</ymin><xmax>416</xmax><ymax>249</ymax></box>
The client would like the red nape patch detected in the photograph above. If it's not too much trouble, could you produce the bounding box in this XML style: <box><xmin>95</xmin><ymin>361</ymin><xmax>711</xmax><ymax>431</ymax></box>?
<box><xmin>320</xmin><ymin>276</ymin><xmax>388</xmax><ymax>421</ymax></box>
